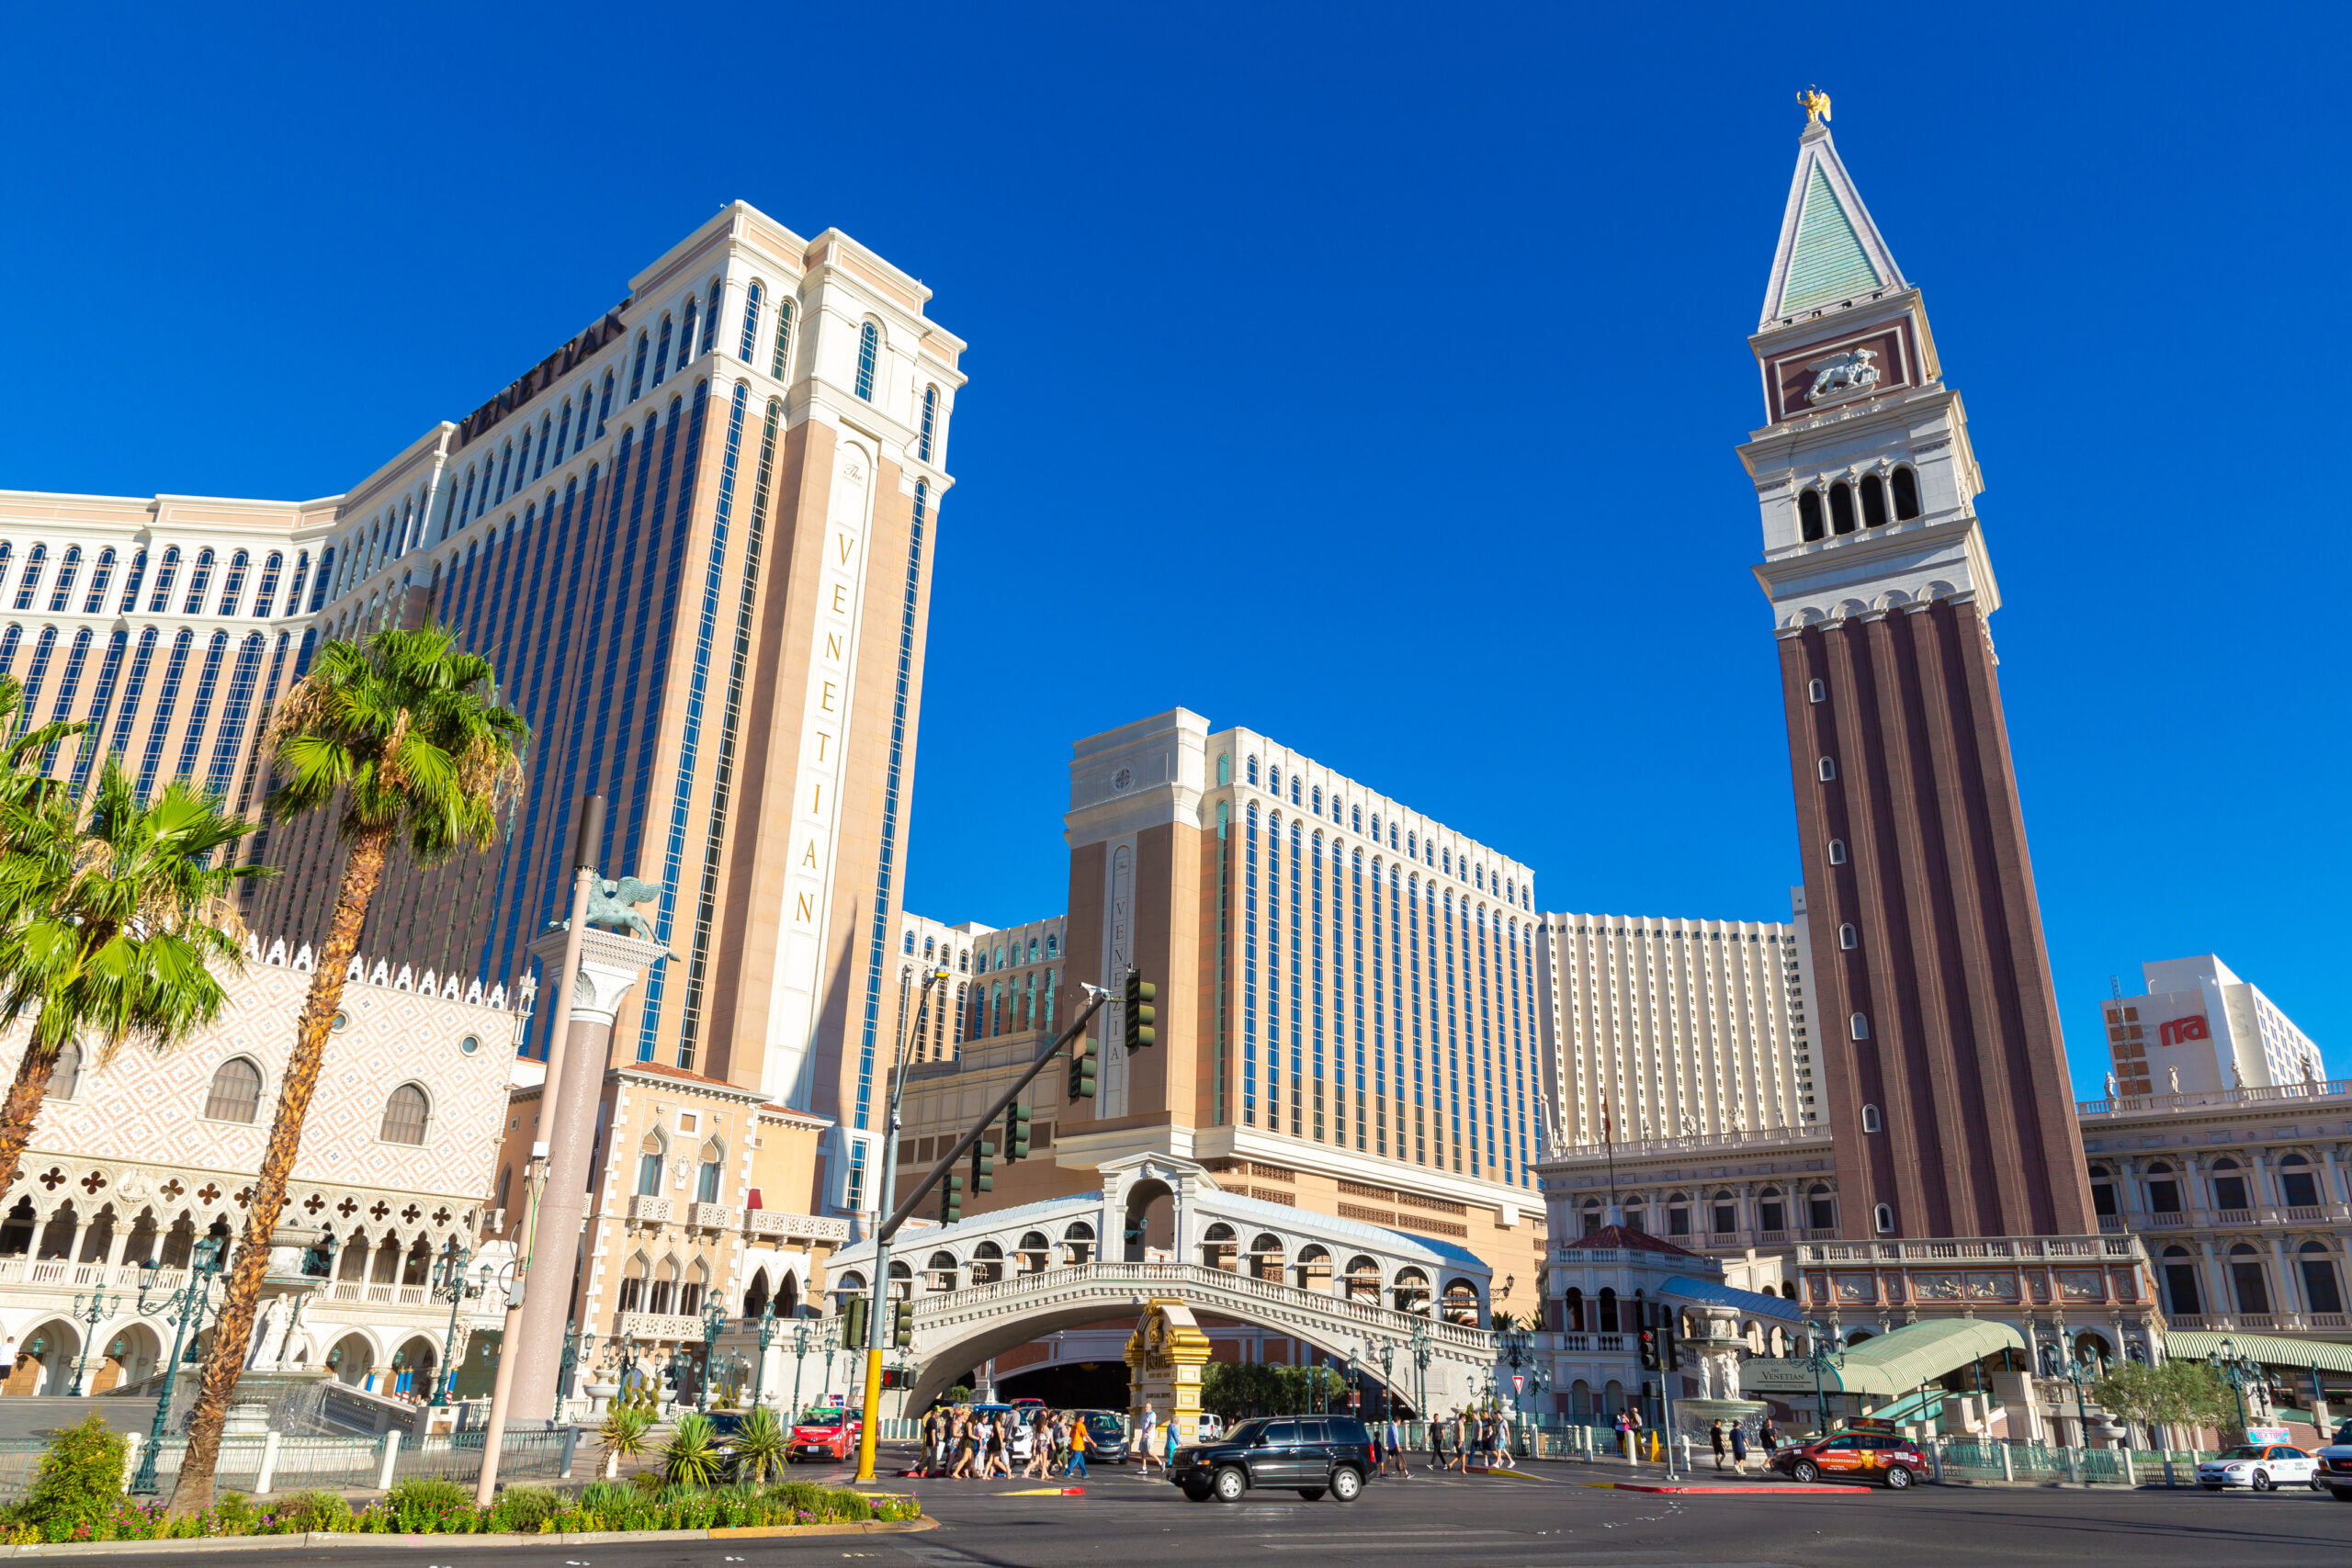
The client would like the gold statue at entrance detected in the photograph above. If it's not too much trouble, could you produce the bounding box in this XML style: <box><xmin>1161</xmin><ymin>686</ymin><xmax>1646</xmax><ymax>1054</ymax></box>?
<box><xmin>1797</xmin><ymin>85</ymin><xmax>1832</xmax><ymax>125</ymax></box>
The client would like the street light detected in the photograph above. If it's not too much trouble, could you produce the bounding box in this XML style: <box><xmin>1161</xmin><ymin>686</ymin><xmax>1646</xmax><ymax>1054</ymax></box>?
<box><xmin>130</xmin><ymin>1234</ymin><xmax>229</xmax><ymax>1495</ymax></box>
<box><xmin>1496</xmin><ymin>1323</ymin><xmax>1535</xmax><ymax>1451</ymax></box>
<box><xmin>1375</xmin><ymin>1337</ymin><xmax>1398</xmax><ymax>1424</ymax></box>
<box><xmin>66</xmin><ymin>1290</ymin><xmax>123</xmax><ymax>1396</ymax></box>
<box><xmin>746</xmin><ymin>1299</ymin><xmax>780</xmax><ymax>1409</ymax></box>
<box><xmin>1408</xmin><ymin>1312</ymin><xmax>1432</xmax><ymax>1419</ymax></box>
<box><xmin>2208</xmin><ymin>1337</ymin><xmax>2262</xmax><ymax>1438</ymax></box>
<box><xmin>1799</xmin><ymin>1319</ymin><xmax>1845</xmax><ymax>1439</ymax></box>
<box><xmin>698</xmin><ymin>1292</ymin><xmax>730</xmax><ymax>1411</ymax></box>
<box><xmin>556</xmin><ymin>1321</ymin><xmax>582</xmax><ymax>1409</ymax></box>
<box><xmin>428</xmin><ymin>1240</ymin><xmax>481</xmax><ymax>1405</ymax></box>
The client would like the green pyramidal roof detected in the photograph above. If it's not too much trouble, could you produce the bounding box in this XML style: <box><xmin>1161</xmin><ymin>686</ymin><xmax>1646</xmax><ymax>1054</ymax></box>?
<box><xmin>1779</xmin><ymin>164</ymin><xmax>1882</xmax><ymax>314</ymax></box>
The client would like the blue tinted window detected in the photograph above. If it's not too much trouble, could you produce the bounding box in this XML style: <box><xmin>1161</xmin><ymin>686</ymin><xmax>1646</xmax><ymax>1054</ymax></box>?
<box><xmin>82</xmin><ymin>548</ymin><xmax>116</xmax><ymax>615</ymax></box>
<box><xmin>215</xmin><ymin>550</ymin><xmax>249</xmax><ymax>616</ymax></box>
<box><xmin>46</xmin><ymin>546</ymin><xmax>80</xmax><ymax>614</ymax></box>
<box><xmin>739</xmin><ymin>282</ymin><xmax>763</xmax><ymax>363</ymax></box>
<box><xmin>12</xmin><ymin>545</ymin><xmax>46</xmax><ymax>612</ymax></box>
<box><xmin>918</xmin><ymin>386</ymin><xmax>937</xmax><ymax>462</ymax></box>
<box><xmin>855</xmin><ymin>321</ymin><xmax>879</xmax><ymax>400</ymax></box>
<box><xmin>770</xmin><ymin>299</ymin><xmax>795</xmax><ymax>380</ymax></box>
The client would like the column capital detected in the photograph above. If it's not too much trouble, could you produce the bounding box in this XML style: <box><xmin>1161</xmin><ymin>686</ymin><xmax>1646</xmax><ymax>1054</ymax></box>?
<box><xmin>531</xmin><ymin>928</ymin><xmax>671</xmax><ymax>1027</ymax></box>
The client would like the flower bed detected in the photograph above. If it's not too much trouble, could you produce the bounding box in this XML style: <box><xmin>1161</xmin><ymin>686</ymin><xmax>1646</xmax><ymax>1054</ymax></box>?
<box><xmin>1</xmin><ymin>1420</ymin><xmax>917</xmax><ymax>1546</ymax></box>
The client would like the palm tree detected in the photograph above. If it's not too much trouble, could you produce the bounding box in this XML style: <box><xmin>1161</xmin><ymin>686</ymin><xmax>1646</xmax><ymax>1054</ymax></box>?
<box><xmin>168</xmin><ymin>626</ymin><xmax>524</xmax><ymax>1514</ymax></box>
<box><xmin>0</xmin><ymin>759</ymin><xmax>266</xmax><ymax>1191</ymax></box>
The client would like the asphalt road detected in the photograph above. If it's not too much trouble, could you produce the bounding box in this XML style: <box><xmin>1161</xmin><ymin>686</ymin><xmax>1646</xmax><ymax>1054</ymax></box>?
<box><xmin>61</xmin><ymin>1450</ymin><xmax>2352</xmax><ymax>1568</ymax></box>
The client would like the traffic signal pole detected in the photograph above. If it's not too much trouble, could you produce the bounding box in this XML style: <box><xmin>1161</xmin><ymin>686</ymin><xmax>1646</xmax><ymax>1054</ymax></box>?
<box><xmin>853</xmin><ymin>981</ymin><xmax>1112</xmax><ymax>1483</ymax></box>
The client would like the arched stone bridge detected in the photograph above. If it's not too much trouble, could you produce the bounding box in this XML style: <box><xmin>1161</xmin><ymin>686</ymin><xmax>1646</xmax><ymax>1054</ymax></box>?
<box><xmin>828</xmin><ymin>1154</ymin><xmax>1500</xmax><ymax>1411</ymax></box>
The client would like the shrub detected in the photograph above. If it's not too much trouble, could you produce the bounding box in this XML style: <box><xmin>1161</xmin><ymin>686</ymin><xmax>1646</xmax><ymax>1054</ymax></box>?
<box><xmin>730</xmin><ymin>1405</ymin><xmax>787</xmax><ymax>1485</ymax></box>
<box><xmin>272</xmin><ymin>1491</ymin><xmax>352</xmax><ymax>1533</ymax></box>
<box><xmin>384</xmin><ymin>1477</ymin><xmax>474</xmax><ymax>1533</ymax></box>
<box><xmin>599</xmin><ymin>1405</ymin><xmax>652</xmax><ymax>1479</ymax></box>
<box><xmin>662</xmin><ymin>1414</ymin><xmax>726</xmax><ymax>1487</ymax></box>
<box><xmin>19</xmin><ymin>1414</ymin><xmax>128</xmax><ymax>1541</ymax></box>
<box><xmin>485</xmin><ymin>1485</ymin><xmax>562</xmax><ymax>1534</ymax></box>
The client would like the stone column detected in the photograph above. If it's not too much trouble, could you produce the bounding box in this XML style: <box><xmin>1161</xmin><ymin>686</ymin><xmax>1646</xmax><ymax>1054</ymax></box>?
<box><xmin>2321</xmin><ymin>1146</ymin><xmax>2346</xmax><ymax>1207</ymax></box>
<box><xmin>505</xmin><ymin>928</ymin><xmax>668</xmax><ymax>1426</ymax></box>
<box><xmin>2198</xmin><ymin>1239</ymin><xmax>2224</xmax><ymax>1322</ymax></box>
<box><xmin>2268</xmin><ymin>1236</ymin><xmax>2301</xmax><ymax>1317</ymax></box>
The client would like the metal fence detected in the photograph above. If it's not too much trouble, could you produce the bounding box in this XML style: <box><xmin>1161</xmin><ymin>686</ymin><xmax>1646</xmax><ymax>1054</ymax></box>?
<box><xmin>391</xmin><ymin>1429</ymin><xmax>570</xmax><ymax>1485</ymax></box>
<box><xmin>267</xmin><ymin>1435</ymin><xmax>390</xmax><ymax>1491</ymax></box>
<box><xmin>0</xmin><ymin>1437</ymin><xmax>50</xmax><ymax>1500</ymax></box>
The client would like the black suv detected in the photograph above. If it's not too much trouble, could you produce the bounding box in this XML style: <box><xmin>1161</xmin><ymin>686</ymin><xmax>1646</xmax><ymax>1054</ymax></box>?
<box><xmin>1171</xmin><ymin>1416</ymin><xmax>1377</xmax><ymax>1503</ymax></box>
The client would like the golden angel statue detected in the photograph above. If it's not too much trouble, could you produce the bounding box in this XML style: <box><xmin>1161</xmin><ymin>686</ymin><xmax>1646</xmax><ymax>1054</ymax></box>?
<box><xmin>1797</xmin><ymin>85</ymin><xmax>1832</xmax><ymax>125</ymax></box>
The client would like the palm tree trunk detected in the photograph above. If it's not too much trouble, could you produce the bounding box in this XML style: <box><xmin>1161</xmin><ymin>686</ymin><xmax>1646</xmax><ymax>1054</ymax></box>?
<box><xmin>0</xmin><ymin>1044</ymin><xmax>58</xmax><ymax>1192</ymax></box>
<box><xmin>167</xmin><ymin>827</ymin><xmax>391</xmax><ymax>1517</ymax></box>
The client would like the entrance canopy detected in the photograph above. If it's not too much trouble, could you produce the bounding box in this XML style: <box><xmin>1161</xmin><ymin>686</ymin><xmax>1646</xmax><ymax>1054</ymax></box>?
<box><xmin>2165</xmin><ymin>1330</ymin><xmax>2352</xmax><ymax>1376</ymax></box>
<box><xmin>1742</xmin><ymin>1316</ymin><xmax>2024</xmax><ymax>1399</ymax></box>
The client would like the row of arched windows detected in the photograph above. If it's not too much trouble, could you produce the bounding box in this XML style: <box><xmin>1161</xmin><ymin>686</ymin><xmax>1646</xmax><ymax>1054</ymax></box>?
<box><xmin>1797</xmin><ymin>464</ymin><xmax>1921</xmax><ymax>542</ymax></box>
<box><xmin>1233</xmin><ymin>752</ymin><xmax>1531</xmax><ymax>910</ymax></box>
<box><xmin>0</xmin><ymin>544</ymin><xmax>308</xmax><ymax>622</ymax></box>
<box><xmin>902</xmin><ymin>928</ymin><xmax>1059</xmax><ymax>970</ymax></box>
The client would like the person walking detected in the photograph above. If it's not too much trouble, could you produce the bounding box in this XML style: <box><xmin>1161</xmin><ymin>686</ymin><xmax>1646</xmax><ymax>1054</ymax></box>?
<box><xmin>1383</xmin><ymin>1415</ymin><xmax>1405</xmax><ymax>1478</ymax></box>
<box><xmin>1427</xmin><ymin>1410</ymin><xmax>1446</xmax><ymax>1471</ymax></box>
<box><xmin>1066</xmin><ymin>1411</ymin><xmax>1090</xmax><ymax>1478</ymax></box>
<box><xmin>1710</xmin><ymin>1419</ymin><xmax>1726</xmax><ymax>1471</ymax></box>
<box><xmin>1449</xmin><ymin>1411</ymin><xmax>1469</xmax><ymax>1473</ymax></box>
<box><xmin>1163</xmin><ymin>1416</ymin><xmax>1180</xmax><ymax>1472</ymax></box>
<box><xmin>1758</xmin><ymin>1416</ymin><xmax>1779</xmax><ymax>1458</ymax></box>
<box><xmin>1729</xmin><ymin>1420</ymin><xmax>1749</xmax><ymax>1477</ymax></box>
<box><xmin>1137</xmin><ymin>1402</ymin><xmax>1160</xmax><ymax>1475</ymax></box>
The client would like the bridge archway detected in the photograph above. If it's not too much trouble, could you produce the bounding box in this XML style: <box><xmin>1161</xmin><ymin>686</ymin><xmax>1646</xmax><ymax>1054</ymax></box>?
<box><xmin>1123</xmin><ymin>1177</ymin><xmax>1173</xmax><ymax>1262</ymax></box>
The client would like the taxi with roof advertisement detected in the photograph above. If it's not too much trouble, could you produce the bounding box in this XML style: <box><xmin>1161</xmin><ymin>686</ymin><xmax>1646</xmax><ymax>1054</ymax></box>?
<box><xmin>1768</xmin><ymin>1417</ymin><xmax>1925</xmax><ymax>1488</ymax></box>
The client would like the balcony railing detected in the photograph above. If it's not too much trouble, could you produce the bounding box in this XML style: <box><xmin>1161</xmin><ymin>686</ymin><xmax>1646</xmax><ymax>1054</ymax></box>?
<box><xmin>2166</xmin><ymin>1312</ymin><xmax>2352</xmax><ymax>1334</ymax></box>
<box><xmin>2076</xmin><ymin>1077</ymin><xmax>2352</xmax><ymax>1118</ymax></box>
<box><xmin>1795</xmin><ymin>1234</ymin><xmax>2144</xmax><ymax>1265</ymax></box>
<box><xmin>742</xmin><ymin>1210</ymin><xmax>850</xmax><ymax>1244</ymax></box>
<box><xmin>2101</xmin><ymin>1202</ymin><xmax>2350</xmax><ymax>1234</ymax></box>
<box><xmin>616</xmin><ymin>1311</ymin><xmax>702</xmax><ymax>1341</ymax></box>
<box><xmin>626</xmin><ymin>1195</ymin><xmax>673</xmax><ymax>1223</ymax></box>
<box><xmin>685</xmin><ymin>1202</ymin><xmax>736</xmax><ymax>1231</ymax></box>
<box><xmin>1538</xmin><ymin>1122</ymin><xmax>1831</xmax><ymax>1163</ymax></box>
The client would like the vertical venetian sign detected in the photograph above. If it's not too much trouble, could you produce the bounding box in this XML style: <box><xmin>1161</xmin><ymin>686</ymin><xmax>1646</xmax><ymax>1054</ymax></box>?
<box><xmin>764</xmin><ymin>441</ymin><xmax>874</xmax><ymax>1103</ymax></box>
<box><xmin>1102</xmin><ymin>842</ymin><xmax>1134</xmax><ymax>1117</ymax></box>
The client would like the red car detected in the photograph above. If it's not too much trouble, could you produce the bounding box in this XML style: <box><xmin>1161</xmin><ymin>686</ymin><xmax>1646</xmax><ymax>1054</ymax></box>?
<box><xmin>1769</xmin><ymin>1428</ymin><xmax>1926</xmax><ymax>1488</ymax></box>
<box><xmin>789</xmin><ymin>1406</ymin><xmax>862</xmax><ymax>1462</ymax></box>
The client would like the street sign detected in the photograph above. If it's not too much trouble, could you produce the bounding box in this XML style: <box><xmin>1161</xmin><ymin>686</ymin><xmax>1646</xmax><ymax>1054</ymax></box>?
<box><xmin>1513</xmin><ymin>1374</ymin><xmax>1524</xmax><ymax>1393</ymax></box>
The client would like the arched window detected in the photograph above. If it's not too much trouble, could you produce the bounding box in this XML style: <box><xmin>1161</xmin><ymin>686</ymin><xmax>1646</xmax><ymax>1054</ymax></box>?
<box><xmin>628</xmin><ymin>331</ymin><xmax>650</xmax><ymax>401</ymax></box>
<box><xmin>855</xmin><ymin>321</ymin><xmax>880</xmax><ymax>400</ymax></box>
<box><xmin>738</xmin><ymin>281</ymin><xmax>763</xmax><ymax>362</ymax></box>
<box><xmin>1891</xmin><ymin>466</ymin><xmax>1920</xmax><ymax>520</ymax></box>
<box><xmin>597</xmin><ymin>369</ymin><xmax>616</xmax><ymax>436</ymax></box>
<box><xmin>531</xmin><ymin>412</ymin><xmax>552</xmax><ymax>479</ymax></box>
<box><xmin>1247</xmin><ymin>755</ymin><xmax>1260</xmax><ymax>785</ymax></box>
<box><xmin>83</xmin><ymin>547</ymin><xmax>117</xmax><ymax>615</ymax></box>
<box><xmin>1860</xmin><ymin>1103</ymin><xmax>1882</xmax><ymax>1133</ymax></box>
<box><xmin>215</xmin><ymin>549</ymin><xmax>250</xmax><ymax>616</ymax></box>
<box><xmin>2300</xmin><ymin>1240</ymin><xmax>2345</xmax><ymax>1315</ymax></box>
<box><xmin>1849</xmin><ymin>1012</ymin><xmax>1870</xmax><ymax>1041</ymax></box>
<box><xmin>1798</xmin><ymin>489</ymin><xmax>1825</xmax><ymax>542</ymax></box>
<box><xmin>2278</xmin><ymin>1153</ymin><xmax>2320</xmax><ymax>1208</ymax></box>
<box><xmin>1311</xmin><ymin>785</ymin><xmax>1322</xmax><ymax>814</ymax></box>
<box><xmin>1269</xmin><ymin>765</ymin><xmax>1282</xmax><ymax>794</ymax></box>
<box><xmin>770</xmin><ymin>298</ymin><xmax>796</xmax><ymax>380</ymax></box>
<box><xmin>378</xmin><ymin>1083</ymin><xmax>430</xmax><ymax>1145</ymax></box>
<box><xmin>181</xmin><ymin>547</ymin><xmax>216</xmax><ymax>614</ymax></box>
<box><xmin>1873</xmin><ymin>1202</ymin><xmax>1894</xmax><ymax>1234</ymax></box>
<box><xmin>1817</xmin><ymin>756</ymin><xmax>1837</xmax><ymax>781</ymax></box>
<box><xmin>146</xmin><ymin>547</ymin><xmax>179</xmax><ymax>612</ymax></box>
<box><xmin>1046</xmin><ymin>933</ymin><xmax>1057</xmax><ymax>958</ymax></box>
<box><xmin>205</xmin><ymin>1057</ymin><xmax>264</xmax><ymax>1122</ymax></box>
<box><xmin>918</xmin><ymin>385</ymin><xmax>938</xmax><ymax>462</ymax></box>
<box><xmin>678</xmin><ymin>296</ymin><xmax>698</xmax><ymax>370</ymax></box>
<box><xmin>45</xmin><ymin>546</ymin><xmax>80</xmax><ymax>614</ymax></box>
<box><xmin>1807</xmin><ymin>677</ymin><xmax>1826</xmax><ymax>703</ymax></box>
<box><xmin>1829</xmin><ymin>481</ymin><xmax>1856</xmax><ymax>535</ymax></box>
<box><xmin>12</xmin><ymin>544</ymin><xmax>45</xmax><ymax>611</ymax></box>
<box><xmin>1839</xmin><ymin>923</ymin><xmax>1858</xmax><ymax>950</ymax></box>
<box><xmin>696</xmin><ymin>1139</ymin><xmax>724</xmax><ymax>1203</ymax></box>
<box><xmin>554</xmin><ymin>400</ymin><xmax>574</xmax><ymax>460</ymax></box>
<box><xmin>253</xmin><ymin>552</ymin><xmax>284</xmax><ymax>620</ymax></box>
<box><xmin>1827</xmin><ymin>838</ymin><xmax>1847</xmax><ymax>864</ymax></box>
<box><xmin>1807</xmin><ymin>1182</ymin><xmax>1835</xmax><ymax>1230</ymax></box>
<box><xmin>637</xmin><ymin>1132</ymin><xmax>665</xmax><ymax>1196</ymax></box>
<box><xmin>653</xmin><ymin>313</ymin><xmax>674</xmax><ymax>386</ymax></box>
<box><xmin>1860</xmin><ymin>472</ymin><xmax>1888</xmax><ymax>527</ymax></box>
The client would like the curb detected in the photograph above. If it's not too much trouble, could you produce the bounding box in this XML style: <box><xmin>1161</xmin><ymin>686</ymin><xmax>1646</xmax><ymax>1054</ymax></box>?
<box><xmin>0</xmin><ymin>1517</ymin><xmax>935</xmax><ymax>1557</ymax></box>
<box><xmin>1590</xmin><ymin>1482</ymin><xmax>1867</xmax><ymax>1495</ymax></box>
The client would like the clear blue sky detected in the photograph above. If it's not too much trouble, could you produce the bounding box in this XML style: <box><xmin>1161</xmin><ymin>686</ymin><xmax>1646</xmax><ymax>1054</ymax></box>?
<box><xmin>6</xmin><ymin>4</ymin><xmax>2346</xmax><ymax>1098</ymax></box>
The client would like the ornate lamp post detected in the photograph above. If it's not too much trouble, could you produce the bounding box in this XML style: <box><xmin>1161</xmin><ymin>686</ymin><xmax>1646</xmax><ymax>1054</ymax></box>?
<box><xmin>1800</xmin><ymin>1319</ymin><xmax>1845</xmax><ymax>1438</ymax></box>
<box><xmin>697</xmin><ymin>1293</ymin><xmax>730</xmax><ymax>1411</ymax></box>
<box><xmin>556</xmin><ymin>1321</ymin><xmax>582</xmax><ymax>1408</ymax></box>
<box><xmin>1375</xmin><ymin>1337</ymin><xmax>1398</xmax><ymax>1424</ymax></box>
<box><xmin>130</xmin><ymin>1234</ymin><xmax>228</xmax><ymax>1495</ymax></box>
<box><xmin>746</xmin><ymin>1300</ymin><xmax>780</xmax><ymax>1410</ymax></box>
<box><xmin>428</xmin><ymin>1241</ymin><xmax>481</xmax><ymax>1405</ymax></box>
<box><xmin>2208</xmin><ymin>1337</ymin><xmax>2262</xmax><ymax>1438</ymax></box>
<box><xmin>67</xmin><ymin>1290</ymin><xmax>123</xmax><ymax>1396</ymax></box>
<box><xmin>1496</xmin><ymin>1322</ymin><xmax>1534</xmax><ymax>1444</ymax></box>
<box><xmin>790</xmin><ymin>1318</ymin><xmax>826</xmax><ymax>1421</ymax></box>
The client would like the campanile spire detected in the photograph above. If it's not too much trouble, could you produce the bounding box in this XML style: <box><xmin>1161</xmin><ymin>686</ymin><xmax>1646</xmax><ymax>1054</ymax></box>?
<box><xmin>1735</xmin><ymin>105</ymin><xmax>2094</xmax><ymax>1244</ymax></box>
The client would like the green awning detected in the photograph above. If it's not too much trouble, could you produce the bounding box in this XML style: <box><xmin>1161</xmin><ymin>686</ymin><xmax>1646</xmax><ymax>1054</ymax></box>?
<box><xmin>2165</xmin><ymin>1331</ymin><xmax>2352</xmax><ymax>1376</ymax></box>
<box><xmin>1741</xmin><ymin>1318</ymin><xmax>2025</xmax><ymax>1400</ymax></box>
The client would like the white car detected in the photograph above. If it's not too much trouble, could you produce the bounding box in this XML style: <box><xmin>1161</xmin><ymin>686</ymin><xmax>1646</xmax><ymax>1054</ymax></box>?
<box><xmin>2312</xmin><ymin>1422</ymin><xmax>2352</xmax><ymax>1502</ymax></box>
<box><xmin>2197</xmin><ymin>1443</ymin><xmax>2319</xmax><ymax>1492</ymax></box>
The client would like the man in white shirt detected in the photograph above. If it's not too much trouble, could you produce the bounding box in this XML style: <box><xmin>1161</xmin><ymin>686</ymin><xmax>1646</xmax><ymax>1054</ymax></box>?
<box><xmin>1136</xmin><ymin>1402</ymin><xmax>1160</xmax><ymax>1473</ymax></box>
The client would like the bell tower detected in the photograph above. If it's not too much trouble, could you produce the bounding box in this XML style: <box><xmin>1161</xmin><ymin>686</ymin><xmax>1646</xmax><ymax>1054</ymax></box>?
<box><xmin>1737</xmin><ymin>100</ymin><xmax>2093</xmax><ymax>1241</ymax></box>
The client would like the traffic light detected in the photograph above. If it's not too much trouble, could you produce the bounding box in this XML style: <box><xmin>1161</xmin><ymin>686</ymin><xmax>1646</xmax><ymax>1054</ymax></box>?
<box><xmin>1068</xmin><ymin>1035</ymin><xmax>1097</xmax><ymax>1100</ymax></box>
<box><xmin>892</xmin><ymin>1300</ymin><xmax>915</xmax><ymax>1348</ymax></box>
<box><xmin>1658</xmin><ymin>1317</ymin><xmax>1677</xmax><ymax>1376</ymax></box>
<box><xmin>844</xmin><ymin>1295</ymin><xmax>869</xmax><ymax>1348</ymax></box>
<box><xmin>880</xmin><ymin>1366</ymin><xmax>912</xmax><ymax>1390</ymax></box>
<box><xmin>1004</xmin><ymin>1103</ymin><xmax>1032</xmax><ymax>1162</ymax></box>
<box><xmin>1637</xmin><ymin>1325</ymin><xmax>1659</xmax><ymax>1371</ymax></box>
<box><xmin>971</xmin><ymin>1137</ymin><xmax>996</xmax><ymax>1194</ymax></box>
<box><xmin>1124</xmin><ymin>970</ymin><xmax>1157</xmax><ymax>1051</ymax></box>
<box><xmin>940</xmin><ymin>1172</ymin><xmax>964</xmax><ymax>1224</ymax></box>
